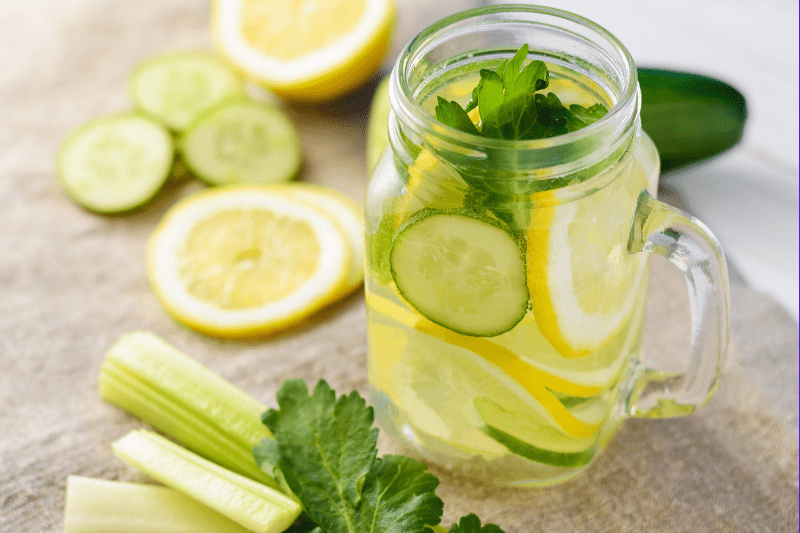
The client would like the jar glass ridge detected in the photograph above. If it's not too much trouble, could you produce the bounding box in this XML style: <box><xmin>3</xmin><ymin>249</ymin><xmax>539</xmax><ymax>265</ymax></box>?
<box><xmin>386</xmin><ymin>5</ymin><xmax>645</xmax><ymax>196</ymax></box>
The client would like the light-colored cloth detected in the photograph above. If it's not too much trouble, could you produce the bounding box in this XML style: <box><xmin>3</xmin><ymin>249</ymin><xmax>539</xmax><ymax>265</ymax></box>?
<box><xmin>1</xmin><ymin>1</ymin><xmax>797</xmax><ymax>532</ymax></box>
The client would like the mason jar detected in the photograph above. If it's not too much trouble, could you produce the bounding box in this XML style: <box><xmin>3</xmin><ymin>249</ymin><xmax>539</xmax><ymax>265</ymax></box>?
<box><xmin>364</xmin><ymin>5</ymin><xmax>728</xmax><ymax>486</ymax></box>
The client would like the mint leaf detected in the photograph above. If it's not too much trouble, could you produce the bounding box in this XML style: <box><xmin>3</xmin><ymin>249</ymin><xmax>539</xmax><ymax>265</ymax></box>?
<box><xmin>569</xmin><ymin>102</ymin><xmax>609</xmax><ymax>126</ymax></box>
<box><xmin>435</xmin><ymin>97</ymin><xmax>480</xmax><ymax>136</ymax></box>
<box><xmin>475</xmin><ymin>69</ymin><xmax>504</xmax><ymax>138</ymax></box>
<box><xmin>432</xmin><ymin>44</ymin><xmax>607</xmax><ymax>141</ymax></box>
<box><xmin>259</xmin><ymin>379</ymin><xmax>444</xmax><ymax>533</ymax></box>
<box><xmin>447</xmin><ymin>513</ymin><xmax>506</xmax><ymax>533</ymax></box>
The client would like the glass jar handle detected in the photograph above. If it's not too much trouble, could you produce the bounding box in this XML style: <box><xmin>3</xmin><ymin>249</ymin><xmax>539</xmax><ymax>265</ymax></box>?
<box><xmin>625</xmin><ymin>191</ymin><xmax>730</xmax><ymax>418</ymax></box>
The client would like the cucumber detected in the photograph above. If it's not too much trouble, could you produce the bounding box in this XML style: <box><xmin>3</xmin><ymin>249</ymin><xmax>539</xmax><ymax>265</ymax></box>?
<box><xmin>130</xmin><ymin>51</ymin><xmax>245</xmax><ymax>133</ymax></box>
<box><xmin>56</xmin><ymin>112</ymin><xmax>173</xmax><ymax>213</ymax></box>
<box><xmin>390</xmin><ymin>209</ymin><xmax>528</xmax><ymax>337</ymax></box>
<box><xmin>474</xmin><ymin>397</ymin><xmax>597</xmax><ymax>468</ymax></box>
<box><xmin>179</xmin><ymin>100</ymin><xmax>301</xmax><ymax>185</ymax></box>
<box><xmin>638</xmin><ymin>68</ymin><xmax>747</xmax><ymax>173</ymax></box>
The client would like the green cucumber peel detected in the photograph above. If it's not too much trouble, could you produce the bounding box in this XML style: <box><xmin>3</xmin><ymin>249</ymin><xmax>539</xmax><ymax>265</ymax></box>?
<box><xmin>638</xmin><ymin>67</ymin><xmax>747</xmax><ymax>173</ymax></box>
<box><xmin>474</xmin><ymin>397</ymin><xmax>598</xmax><ymax>468</ymax></box>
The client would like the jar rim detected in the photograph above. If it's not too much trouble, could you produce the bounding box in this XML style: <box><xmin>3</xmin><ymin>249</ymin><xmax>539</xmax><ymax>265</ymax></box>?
<box><xmin>388</xmin><ymin>4</ymin><xmax>639</xmax><ymax>154</ymax></box>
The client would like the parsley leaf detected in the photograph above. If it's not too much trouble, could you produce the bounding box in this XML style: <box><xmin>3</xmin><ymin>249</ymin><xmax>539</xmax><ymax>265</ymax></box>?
<box><xmin>433</xmin><ymin>44</ymin><xmax>608</xmax><ymax>141</ymax></box>
<box><xmin>447</xmin><ymin>513</ymin><xmax>506</xmax><ymax>533</ymax></box>
<box><xmin>259</xmin><ymin>379</ymin><xmax>444</xmax><ymax>533</ymax></box>
<box><xmin>435</xmin><ymin>97</ymin><xmax>480</xmax><ymax>136</ymax></box>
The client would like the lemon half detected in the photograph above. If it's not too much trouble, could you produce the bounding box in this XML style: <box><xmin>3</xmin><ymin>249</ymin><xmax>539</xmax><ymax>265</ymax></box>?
<box><xmin>212</xmin><ymin>0</ymin><xmax>395</xmax><ymax>102</ymax></box>
<box><xmin>148</xmin><ymin>185</ymin><xmax>350</xmax><ymax>337</ymax></box>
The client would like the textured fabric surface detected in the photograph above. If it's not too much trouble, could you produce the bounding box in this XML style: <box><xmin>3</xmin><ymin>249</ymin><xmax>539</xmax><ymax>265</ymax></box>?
<box><xmin>1</xmin><ymin>1</ymin><xmax>797</xmax><ymax>532</ymax></box>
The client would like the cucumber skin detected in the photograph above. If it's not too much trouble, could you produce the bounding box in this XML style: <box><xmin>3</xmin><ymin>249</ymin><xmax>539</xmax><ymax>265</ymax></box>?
<box><xmin>56</xmin><ymin>112</ymin><xmax>174</xmax><ymax>214</ymax></box>
<box><xmin>480</xmin><ymin>423</ymin><xmax>597</xmax><ymax>468</ymax></box>
<box><xmin>390</xmin><ymin>208</ymin><xmax>529</xmax><ymax>338</ymax></box>
<box><xmin>638</xmin><ymin>68</ymin><xmax>747</xmax><ymax>173</ymax></box>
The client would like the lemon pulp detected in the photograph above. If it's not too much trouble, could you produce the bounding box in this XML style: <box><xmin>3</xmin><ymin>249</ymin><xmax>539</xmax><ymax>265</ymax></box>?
<box><xmin>148</xmin><ymin>185</ymin><xmax>351</xmax><ymax>337</ymax></box>
<box><xmin>240</xmin><ymin>0</ymin><xmax>366</xmax><ymax>60</ymax></box>
<box><xmin>178</xmin><ymin>208</ymin><xmax>321</xmax><ymax>310</ymax></box>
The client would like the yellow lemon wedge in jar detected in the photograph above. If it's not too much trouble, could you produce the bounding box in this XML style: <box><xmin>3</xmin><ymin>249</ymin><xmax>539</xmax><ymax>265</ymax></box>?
<box><xmin>211</xmin><ymin>0</ymin><xmax>396</xmax><ymax>103</ymax></box>
<box><xmin>147</xmin><ymin>185</ymin><xmax>351</xmax><ymax>338</ymax></box>
<box><xmin>527</xmin><ymin>161</ymin><xmax>651</xmax><ymax>359</ymax></box>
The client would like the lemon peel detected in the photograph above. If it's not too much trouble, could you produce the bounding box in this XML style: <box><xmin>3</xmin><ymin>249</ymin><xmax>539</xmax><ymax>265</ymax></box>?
<box><xmin>212</xmin><ymin>0</ymin><xmax>395</xmax><ymax>102</ymax></box>
<box><xmin>147</xmin><ymin>185</ymin><xmax>350</xmax><ymax>337</ymax></box>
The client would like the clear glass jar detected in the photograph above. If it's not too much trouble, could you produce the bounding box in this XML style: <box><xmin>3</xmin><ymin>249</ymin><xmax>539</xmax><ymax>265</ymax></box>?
<box><xmin>364</xmin><ymin>5</ymin><xmax>726</xmax><ymax>487</ymax></box>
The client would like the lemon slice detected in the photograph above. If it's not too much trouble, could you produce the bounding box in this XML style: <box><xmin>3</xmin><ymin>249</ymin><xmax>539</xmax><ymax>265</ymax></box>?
<box><xmin>528</xmin><ymin>164</ymin><xmax>649</xmax><ymax>359</ymax></box>
<box><xmin>212</xmin><ymin>0</ymin><xmax>395</xmax><ymax>102</ymax></box>
<box><xmin>394</xmin><ymin>149</ymin><xmax>468</xmax><ymax>229</ymax></box>
<box><xmin>148</xmin><ymin>185</ymin><xmax>350</xmax><ymax>337</ymax></box>
<box><xmin>368</xmin><ymin>292</ymin><xmax>601</xmax><ymax>439</ymax></box>
<box><xmin>269</xmin><ymin>183</ymin><xmax>364</xmax><ymax>294</ymax></box>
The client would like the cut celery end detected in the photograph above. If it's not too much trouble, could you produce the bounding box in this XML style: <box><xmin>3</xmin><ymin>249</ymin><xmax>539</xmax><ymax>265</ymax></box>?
<box><xmin>113</xmin><ymin>430</ymin><xmax>301</xmax><ymax>533</ymax></box>
<box><xmin>99</xmin><ymin>331</ymin><xmax>278</xmax><ymax>486</ymax></box>
<box><xmin>99</xmin><ymin>366</ymin><xmax>275</xmax><ymax>486</ymax></box>
<box><xmin>64</xmin><ymin>475</ymin><xmax>251</xmax><ymax>533</ymax></box>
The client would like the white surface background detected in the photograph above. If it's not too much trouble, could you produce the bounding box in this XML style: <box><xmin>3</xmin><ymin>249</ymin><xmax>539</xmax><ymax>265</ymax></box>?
<box><xmin>482</xmin><ymin>0</ymin><xmax>800</xmax><ymax>322</ymax></box>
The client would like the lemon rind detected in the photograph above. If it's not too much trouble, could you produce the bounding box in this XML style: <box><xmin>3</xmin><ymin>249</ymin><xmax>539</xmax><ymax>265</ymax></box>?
<box><xmin>212</xmin><ymin>0</ymin><xmax>394</xmax><ymax>101</ymax></box>
<box><xmin>147</xmin><ymin>186</ymin><xmax>351</xmax><ymax>337</ymax></box>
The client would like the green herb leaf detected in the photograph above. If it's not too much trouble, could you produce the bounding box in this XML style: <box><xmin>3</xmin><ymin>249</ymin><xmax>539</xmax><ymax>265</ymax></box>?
<box><xmin>357</xmin><ymin>454</ymin><xmax>444</xmax><ymax>532</ymax></box>
<box><xmin>259</xmin><ymin>379</ymin><xmax>444</xmax><ymax>533</ymax></box>
<box><xmin>435</xmin><ymin>97</ymin><xmax>480</xmax><ymax>136</ymax></box>
<box><xmin>433</xmin><ymin>44</ymin><xmax>607</xmax><ymax>141</ymax></box>
<box><xmin>447</xmin><ymin>513</ymin><xmax>506</xmax><ymax>533</ymax></box>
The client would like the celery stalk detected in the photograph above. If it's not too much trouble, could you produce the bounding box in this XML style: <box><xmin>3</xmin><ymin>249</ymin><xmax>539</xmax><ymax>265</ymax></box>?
<box><xmin>99</xmin><ymin>332</ymin><xmax>278</xmax><ymax>487</ymax></box>
<box><xmin>112</xmin><ymin>430</ymin><xmax>301</xmax><ymax>533</ymax></box>
<box><xmin>64</xmin><ymin>475</ymin><xmax>252</xmax><ymax>533</ymax></box>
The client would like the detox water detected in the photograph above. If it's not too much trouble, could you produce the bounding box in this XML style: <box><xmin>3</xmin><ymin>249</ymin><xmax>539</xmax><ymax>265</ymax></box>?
<box><xmin>365</xmin><ymin>59</ymin><xmax>659</xmax><ymax>486</ymax></box>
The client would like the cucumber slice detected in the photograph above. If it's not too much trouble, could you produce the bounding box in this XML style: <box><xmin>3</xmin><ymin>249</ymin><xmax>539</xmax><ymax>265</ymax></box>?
<box><xmin>56</xmin><ymin>113</ymin><xmax>173</xmax><ymax>213</ymax></box>
<box><xmin>130</xmin><ymin>51</ymin><xmax>245</xmax><ymax>132</ymax></box>
<box><xmin>390</xmin><ymin>209</ymin><xmax>528</xmax><ymax>337</ymax></box>
<box><xmin>180</xmin><ymin>100</ymin><xmax>301</xmax><ymax>185</ymax></box>
<box><xmin>474</xmin><ymin>397</ymin><xmax>597</xmax><ymax>468</ymax></box>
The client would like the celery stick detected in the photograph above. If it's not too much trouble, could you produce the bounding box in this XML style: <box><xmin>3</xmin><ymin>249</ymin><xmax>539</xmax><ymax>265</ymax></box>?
<box><xmin>99</xmin><ymin>331</ymin><xmax>278</xmax><ymax>486</ymax></box>
<box><xmin>112</xmin><ymin>430</ymin><xmax>301</xmax><ymax>533</ymax></box>
<box><xmin>99</xmin><ymin>364</ymin><xmax>268</xmax><ymax>484</ymax></box>
<box><xmin>106</xmin><ymin>332</ymin><xmax>267</xmax><ymax>447</ymax></box>
<box><xmin>64</xmin><ymin>475</ymin><xmax>251</xmax><ymax>533</ymax></box>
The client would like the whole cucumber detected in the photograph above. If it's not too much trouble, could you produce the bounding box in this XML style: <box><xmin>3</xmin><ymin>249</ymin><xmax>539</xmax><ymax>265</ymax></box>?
<box><xmin>638</xmin><ymin>68</ymin><xmax>747</xmax><ymax>174</ymax></box>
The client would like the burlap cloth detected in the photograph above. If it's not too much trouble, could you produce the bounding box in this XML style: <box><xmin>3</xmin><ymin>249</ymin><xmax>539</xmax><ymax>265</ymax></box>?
<box><xmin>1</xmin><ymin>1</ymin><xmax>797</xmax><ymax>531</ymax></box>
